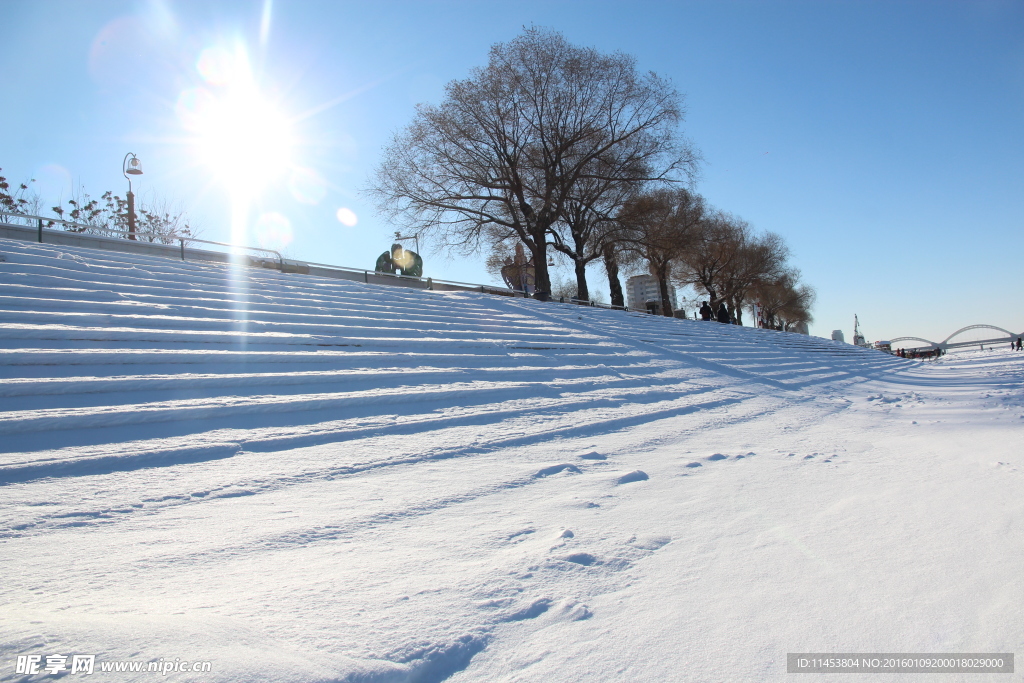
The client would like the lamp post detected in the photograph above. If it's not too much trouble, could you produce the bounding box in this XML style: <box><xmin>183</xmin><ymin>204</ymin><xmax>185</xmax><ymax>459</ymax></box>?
<box><xmin>122</xmin><ymin>153</ymin><xmax>143</xmax><ymax>241</ymax></box>
<box><xmin>393</xmin><ymin>231</ymin><xmax>420</xmax><ymax>256</ymax></box>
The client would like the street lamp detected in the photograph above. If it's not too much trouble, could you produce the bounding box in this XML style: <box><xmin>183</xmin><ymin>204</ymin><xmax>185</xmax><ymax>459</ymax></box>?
<box><xmin>393</xmin><ymin>231</ymin><xmax>420</xmax><ymax>256</ymax></box>
<box><xmin>122</xmin><ymin>153</ymin><xmax>143</xmax><ymax>241</ymax></box>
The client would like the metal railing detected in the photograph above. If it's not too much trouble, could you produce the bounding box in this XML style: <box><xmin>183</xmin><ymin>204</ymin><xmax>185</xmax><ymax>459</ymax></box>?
<box><xmin>0</xmin><ymin>212</ymin><xmax>283</xmax><ymax>267</ymax></box>
<box><xmin>299</xmin><ymin>258</ymin><xmax>530</xmax><ymax>296</ymax></box>
<box><xmin>0</xmin><ymin>211</ymin><xmax>645</xmax><ymax>310</ymax></box>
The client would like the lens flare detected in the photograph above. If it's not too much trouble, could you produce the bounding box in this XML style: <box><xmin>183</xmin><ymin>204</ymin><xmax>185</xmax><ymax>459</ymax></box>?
<box><xmin>175</xmin><ymin>87</ymin><xmax>217</xmax><ymax>131</ymax></box>
<box><xmin>196</xmin><ymin>46</ymin><xmax>237</xmax><ymax>86</ymax></box>
<box><xmin>254</xmin><ymin>212</ymin><xmax>293</xmax><ymax>250</ymax></box>
<box><xmin>88</xmin><ymin>16</ymin><xmax>151</xmax><ymax>89</ymax></box>
<box><xmin>336</xmin><ymin>207</ymin><xmax>358</xmax><ymax>227</ymax></box>
<box><xmin>287</xmin><ymin>167</ymin><xmax>327</xmax><ymax>205</ymax></box>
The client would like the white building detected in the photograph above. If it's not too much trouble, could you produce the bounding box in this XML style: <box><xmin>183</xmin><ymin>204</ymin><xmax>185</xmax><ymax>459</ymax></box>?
<box><xmin>626</xmin><ymin>275</ymin><xmax>678</xmax><ymax>314</ymax></box>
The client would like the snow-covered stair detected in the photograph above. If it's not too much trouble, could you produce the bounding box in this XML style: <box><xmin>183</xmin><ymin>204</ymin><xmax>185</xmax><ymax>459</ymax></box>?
<box><xmin>7</xmin><ymin>237</ymin><xmax>1021</xmax><ymax>683</ymax></box>
<box><xmin>0</xmin><ymin>237</ymin><xmax>904</xmax><ymax>481</ymax></box>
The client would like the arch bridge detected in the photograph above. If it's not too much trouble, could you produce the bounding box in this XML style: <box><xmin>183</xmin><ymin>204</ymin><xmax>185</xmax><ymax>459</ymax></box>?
<box><xmin>889</xmin><ymin>325</ymin><xmax>1023</xmax><ymax>350</ymax></box>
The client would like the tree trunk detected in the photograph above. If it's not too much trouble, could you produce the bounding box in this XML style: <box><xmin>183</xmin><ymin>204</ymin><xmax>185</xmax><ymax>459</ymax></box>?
<box><xmin>655</xmin><ymin>260</ymin><xmax>674</xmax><ymax>317</ymax></box>
<box><xmin>574</xmin><ymin>259</ymin><xmax>589</xmax><ymax>301</ymax></box>
<box><xmin>528</xmin><ymin>228</ymin><xmax>551</xmax><ymax>297</ymax></box>
<box><xmin>705</xmin><ymin>285</ymin><xmax>719</xmax><ymax>312</ymax></box>
<box><xmin>731</xmin><ymin>297</ymin><xmax>744</xmax><ymax>325</ymax></box>
<box><xmin>602</xmin><ymin>243</ymin><xmax>624</xmax><ymax>308</ymax></box>
<box><xmin>570</xmin><ymin>231</ymin><xmax>590</xmax><ymax>301</ymax></box>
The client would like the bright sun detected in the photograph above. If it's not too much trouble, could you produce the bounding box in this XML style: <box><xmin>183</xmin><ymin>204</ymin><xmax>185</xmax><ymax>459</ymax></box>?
<box><xmin>199</xmin><ymin>89</ymin><xmax>292</xmax><ymax>197</ymax></box>
<box><xmin>178</xmin><ymin>44</ymin><xmax>293</xmax><ymax>201</ymax></box>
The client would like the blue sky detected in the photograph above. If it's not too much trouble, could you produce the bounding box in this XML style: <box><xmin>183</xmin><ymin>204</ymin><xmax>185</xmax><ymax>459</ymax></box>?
<box><xmin>2</xmin><ymin>0</ymin><xmax>1022</xmax><ymax>343</ymax></box>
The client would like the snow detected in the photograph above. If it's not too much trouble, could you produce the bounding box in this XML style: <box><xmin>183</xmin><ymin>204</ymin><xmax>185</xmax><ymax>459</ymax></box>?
<box><xmin>1</xmin><ymin>237</ymin><xmax>1022</xmax><ymax>682</ymax></box>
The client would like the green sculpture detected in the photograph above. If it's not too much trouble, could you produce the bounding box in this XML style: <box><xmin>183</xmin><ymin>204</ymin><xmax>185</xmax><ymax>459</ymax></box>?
<box><xmin>377</xmin><ymin>243</ymin><xmax>422</xmax><ymax>277</ymax></box>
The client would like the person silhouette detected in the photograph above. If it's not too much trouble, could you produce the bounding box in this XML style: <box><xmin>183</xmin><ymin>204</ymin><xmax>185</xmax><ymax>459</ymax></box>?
<box><xmin>716</xmin><ymin>302</ymin><xmax>729</xmax><ymax>323</ymax></box>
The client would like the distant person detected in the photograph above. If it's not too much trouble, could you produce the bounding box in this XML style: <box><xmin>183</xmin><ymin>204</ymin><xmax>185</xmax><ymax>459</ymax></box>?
<box><xmin>1017</xmin><ymin>337</ymin><xmax>1022</xmax><ymax>351</ymax></box>
<box><xmin>716</xmin><ymin>302</ymin><xmax>730</xmax><ymax>323</ymax></box>
<box><xmin>700</xmin><ymin>301</ymin><xmax>713</xmax><ymax>321</ymax></box>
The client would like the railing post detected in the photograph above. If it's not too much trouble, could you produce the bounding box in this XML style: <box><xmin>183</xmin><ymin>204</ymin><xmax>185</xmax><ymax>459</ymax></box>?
<box><xmin>180</xmin><ymin>239</ymin><xmax>185</xmax><ymax>260</ymax></box>
<box><xmin>364</xmin><ymin>270</ymin><xmax>368</xmax><ymax>283</ymax></box>
<box><xmin>37</xmin><ymin>218</ymin><xmax>43</xmax><ymax>243</ymax></box>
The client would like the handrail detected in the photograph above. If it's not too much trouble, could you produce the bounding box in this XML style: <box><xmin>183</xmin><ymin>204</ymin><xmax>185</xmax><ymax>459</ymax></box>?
<box><xmin>1</xmin><ymin>211</ymin><xmax>640</xmax><ymax>310</ymax></box>
<box><xmin>0</xmin><ymin>211</ymin><xmax>282</xmax><ymax>267</ymax></box>
<box><xmin>0</xmin><ymin>211</ymin><xmax>101</xmax><ymax>234</ymax></box>
<box><xmin>301</xmin><ymin>258</ymin><xmax>530</xmax><ymax>296</ymax></box>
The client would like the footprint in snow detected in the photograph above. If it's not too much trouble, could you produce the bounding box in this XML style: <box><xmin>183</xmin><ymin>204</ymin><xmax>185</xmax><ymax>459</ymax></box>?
<box><xmin>504</xmin><ymin>598</ymin><xmax>552</xmax><ymax>621</ymax></box>
<box><xmin>549</xmin><ymin>529</ymin><xmax>576</xmax><ymax>551</ymax></box>
<box><xmin>500</xmin><ymin>598</ymin><xmax>591</xmax><ymax>623</ymax></box>
<box><xmin>563</xmin><ymin>552</ymin><xmax>599</xmax><ymax>566</ymax></box>
<box><xmin>627</xmin><ymin>535</ymin><xmax>671</xmax><ymax>551</ymax></box>
<box><xmin>507</xmin><ymin>528</ymin><xmax>535</xmax><ymax>542</ymax></box>
<box><xmin>687</xmin><ymin>452</ymin><xmax>750</xmax><ymax>468</ymax></box>
<box><xmin>616</xmin><ymin>470</ymin><xmax>648</xmax><ymax>484</ymax></box>
<box><xmin>535</xmin><ymin>463</ymin><xmax>581</xmax><ymax>478</ymax></box>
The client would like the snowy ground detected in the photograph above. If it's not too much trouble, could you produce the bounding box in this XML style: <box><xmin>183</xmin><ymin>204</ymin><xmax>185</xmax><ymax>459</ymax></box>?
<box><xmin>1</xmin><ymin>237</ymin><xmax>1022</xmax><ymax>682</ymax></box>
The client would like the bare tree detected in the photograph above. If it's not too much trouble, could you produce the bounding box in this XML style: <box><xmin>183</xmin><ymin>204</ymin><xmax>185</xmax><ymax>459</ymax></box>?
<box><xmin>550</xmin><ymin>176</ymin><xmax>629</xmax><ymax>301</ymax></box>
<box><xmin>717</xmin><ymin>231</ymin><xmax>789</xmax><ymax>325</ymax></box>
<box><xmin>752</xmin><ymin>269</ymin><xmax>815</xmax><ymax>331</ymax></box>
<box><xmin>779</xmin><ymin>286</ymin><xmax>815</xmax><ymax>331</ymax></box>
<box><xmin>678</xmin><ymin>209</ymin><xmax>810</xmax><ymax>328</ymax></box>
<box><xmin>0</xmin><ymin>170</ymin><xmax>40</xmax><ymax>224</ymax></box>
<box><xmin>370</xmin><ymin>27</ymin><xmax>696</xmax><ymax>297</ymax></box>
<box><xmin>674</xmin><ymin>210</ymin><xmax>747</xmax><ymax>312</ymax></box>
<box><xmin>51</xmin><ymin>190</ymin><xmax>197</xmax><ymax>244</ymax></box>
<box><xmin>548</xmin><ymin>129</ymin><xmax>688</xmax><ymax>301</ymax></box>
<box><xmin>601</xmin><ymin>240</ymin><xmax>626</xmax><ymax>308</ymax></box>
<box><xmin>618</xmin><ymin>187</ymin><xmax>704</xmax><ymax>316</ymax></box>
<box><xmin>135</xmin><ymin>196</ymin><xmax>198</xmax><ymax>244</ymax></box>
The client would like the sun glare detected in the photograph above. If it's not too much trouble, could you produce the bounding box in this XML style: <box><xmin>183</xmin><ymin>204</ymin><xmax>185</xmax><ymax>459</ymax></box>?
<box><xmin>178</xmin><ymin>44</ymin><xmax>293</xmax><ymax>204</ymax></box>
<box><xmin>200</xmin><ymin>89</ymin><xmax>292</xmax><ymax>194</ymax></box>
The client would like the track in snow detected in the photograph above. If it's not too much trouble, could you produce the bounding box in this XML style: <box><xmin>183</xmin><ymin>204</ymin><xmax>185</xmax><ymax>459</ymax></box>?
<box><xmin>6</xmin><ymin>237</ymin><xmax>1019</xmax><ymax>683</ymax></box>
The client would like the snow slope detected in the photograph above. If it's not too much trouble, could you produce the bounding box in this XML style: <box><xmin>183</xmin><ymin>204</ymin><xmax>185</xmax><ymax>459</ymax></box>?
<box><xmin>1</xmin><ymin>238</ymin><xmax>1021</xmax><ymax>682</ymax></box>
